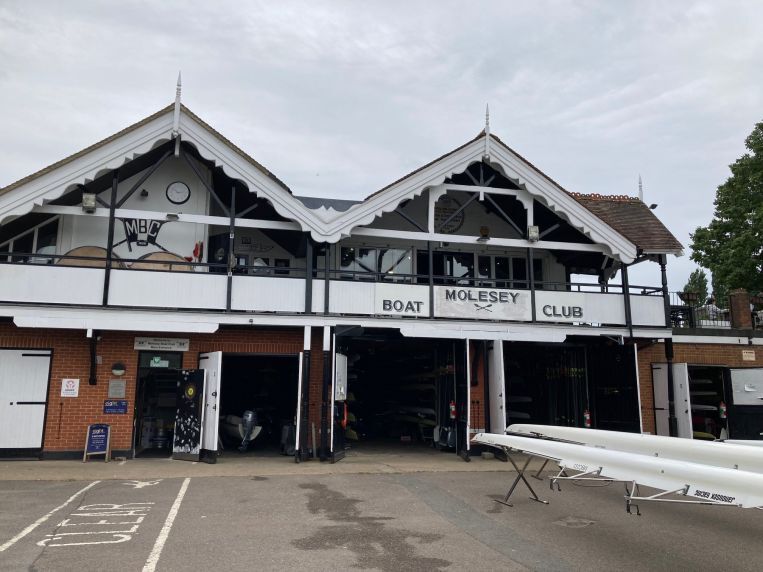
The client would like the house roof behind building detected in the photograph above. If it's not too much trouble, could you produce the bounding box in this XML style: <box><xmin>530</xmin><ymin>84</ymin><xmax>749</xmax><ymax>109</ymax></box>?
<box><xmin>570</xmin><ymin>193</ymin><xmax>684</xmax><ymax>254</ymax></box>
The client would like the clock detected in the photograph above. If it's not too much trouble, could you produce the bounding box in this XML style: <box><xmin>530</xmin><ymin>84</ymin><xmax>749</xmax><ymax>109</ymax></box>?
<box><xmin>166</xmin><ymin>181</ymin><xmax>191</xmax><ymax>205</ymax></box>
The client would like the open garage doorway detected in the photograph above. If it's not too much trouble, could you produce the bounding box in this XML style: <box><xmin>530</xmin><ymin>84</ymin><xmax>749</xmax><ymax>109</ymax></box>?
<box><xmin>218</xmin><ymin>354</ymin><xmax>299</xmax><ymax>457</ymax></box>
<box><xmin>335</xmin><ymin>330</ymin><xmax>469</xmax><ymax>457</ymax></box>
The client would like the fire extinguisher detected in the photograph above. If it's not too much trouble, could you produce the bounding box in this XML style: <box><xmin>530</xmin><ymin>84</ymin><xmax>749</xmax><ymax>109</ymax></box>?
<box><xmin>449</xmin><ymin>400</ymin><xmax>457</xmax><ymax>420</ymax></box>
<box><xmin>719</xmin><ymin>401</ymin><xmax>727</xmax><ymax>420</ymax></box>
<box><xmin>583</xmin><ymin>409</ymin><xmax>591</xmax><ymax>428</ymax></box>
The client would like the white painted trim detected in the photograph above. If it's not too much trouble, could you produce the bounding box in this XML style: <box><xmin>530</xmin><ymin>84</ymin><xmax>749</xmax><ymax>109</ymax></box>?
<box><xmin>465</xmin><ymin>337</ymin><xmax>471</xmax><ymax>451</ymax></box>
<box><xmin>350</xmin><ymin>227</ymin><xmax>610</xmax><ymax>255</ymax></box>
<box><xmin>634</xmin><ymin>344</ymin><xmax>644</xmax><ymax>433</ymax></box>
<box><xmin>0</xmin><ymin>113</ymin><xmax>174</xmax><ymax>225</ymax></box>
<box><xmin>4</xmin><ymin>304</ymin><xmax>672</xmax><ymax>340</ymax></box>
<box><xmin>33</xmin><ymin>205</ymin><xmax>301</xmax><ymax>231</ymax></box>
<box><xmin>330</xmin><ymin>332</ymin><xmax>336</xmax><ymax>453</ymax></box>
<box><xmin>672</xmin><ymin>335</ymin><xmax>763</xmax><ymax>346</ymax></box>
<box><xmin>303</xmin><ymin>326</ymin><xmax>312</xmax><ymax>351</ymax></box>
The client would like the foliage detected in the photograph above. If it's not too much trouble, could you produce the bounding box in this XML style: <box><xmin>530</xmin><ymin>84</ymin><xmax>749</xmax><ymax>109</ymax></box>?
<box><xmin>682</xmin><ymin>268</ymin><xmax>708</xmax><ymax>302</ymax></box>
<box><xmin>691</xmin><ymin>121</ymin><xmax>763</xmax><ymax>297</ymax></box>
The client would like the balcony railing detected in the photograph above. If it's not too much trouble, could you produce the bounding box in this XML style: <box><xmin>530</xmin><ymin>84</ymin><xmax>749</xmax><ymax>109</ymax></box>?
<box><xmin>0</xmin><ymin>251</ymin><xmax>666</xmax><ymax>327</ymax></box>
<box><xmin>670</xmin><ymin>291</ymin><xmax>763</xmax><ymax>330</ymax></box>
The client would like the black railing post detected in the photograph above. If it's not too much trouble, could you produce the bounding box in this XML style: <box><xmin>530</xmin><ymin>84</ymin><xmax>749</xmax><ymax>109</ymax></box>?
<box><xmin>102</xmin><ymin>171</ymin><xmax>119</xmax><ymax>306</ymax></box>
<box><xmin>428</xmin><ymin>241</ymin><xmax>434</xmax><ymax>318</ymax></box>
<box><xmin>305</xmin><ymin>238</ymin><xmax>313</xmax><ymax>313</ymax></box>
<box><xmin>622</xmin><ymin>263</ymin><xmax>633</xmax><ymax>338</ymax></box>
<box><xmin>226</xmin><ymin>188</ymin><xmax>235</xmax><ymax>312</ymax></box>
<box><xmin>323</xmin><ymin>243</ymin><xmax>330</xmax><ymax>315</ymax></box>
<box><xmin>528</xmin><ymin>247</ymin><xmax>536</xmax><ymax>321</ymax></box>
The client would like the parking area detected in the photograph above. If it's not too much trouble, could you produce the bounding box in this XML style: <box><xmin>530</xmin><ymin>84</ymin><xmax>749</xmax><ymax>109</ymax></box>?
<box><xmin>1</xmin><ymin>467</ymin><xmax>762</xmax><ymax>571</ymax></box>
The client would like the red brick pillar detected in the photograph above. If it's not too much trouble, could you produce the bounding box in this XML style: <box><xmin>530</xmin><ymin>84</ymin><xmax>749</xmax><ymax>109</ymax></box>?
<box><xmin>729</xmin><ymin>289</ymin><xmax>752</xmax><ymax>329</ymax></box>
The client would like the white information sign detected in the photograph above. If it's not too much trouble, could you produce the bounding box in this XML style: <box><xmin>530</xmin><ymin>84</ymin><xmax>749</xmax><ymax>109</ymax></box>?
<box><xmin>61</xmin><ymin>378</ymin><xmax>80</xmax><ymax>398</ymax></box>
<box><xmin>374</xmin><ymin>283</ymin><xmax>429</xmax><ymax>317</ymax></box>
<box><xmin>433</xmin><ymin>286</ymin><xmax>531</xmax><ymax>321</ymax></box>
<box><xmin>133</xmin><ymin>337</ymin><xmax>190</xmax><ymax>352</ymax></box>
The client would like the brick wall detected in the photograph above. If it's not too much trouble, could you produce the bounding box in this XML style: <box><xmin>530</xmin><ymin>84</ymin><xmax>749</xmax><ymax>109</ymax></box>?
<box><xmin>0</xmin><ymin>323</ymin><xmax>325</xmax><ymax>454</ymax></box>
<box><xmin>637</xmin><ymin>340</ymin><xmax>763</xmax><ymax>434</ymax></box>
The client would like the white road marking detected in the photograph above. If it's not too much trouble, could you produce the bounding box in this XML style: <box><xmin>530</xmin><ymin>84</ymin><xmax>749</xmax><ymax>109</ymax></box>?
<box><xmin>142</xmin><ymin>478</ymin><xmax>190</xmax><ymax>572</ymax></box>
<box><xmin>122</xmin><ymin>480</ymin><xmax>162</xmax><ymax>489</ymax></box>
<box><xmin>0</xmin><ymin>481</ymin><xmax>101</xmax><ymax>553</ymax></box>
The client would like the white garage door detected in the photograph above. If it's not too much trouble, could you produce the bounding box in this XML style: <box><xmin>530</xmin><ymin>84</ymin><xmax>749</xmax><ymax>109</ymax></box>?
<box><xmin>0</xmin><ymin>349</ymin><xmax>52</xmax><ymax>449</ymax></box>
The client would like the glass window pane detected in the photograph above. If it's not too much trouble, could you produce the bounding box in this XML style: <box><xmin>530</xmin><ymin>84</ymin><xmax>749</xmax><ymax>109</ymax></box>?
<box><xmin>533</xmin><ymin>259</ymin><xmax>544</xmax><ymax>290</ymax></box>
<box><xmin>378</xmin><ymin>248</ymin><xmax>412</xmax><ymax>276</ymax></box>
<box><xmin>12</xmin><ymin>231</ymin><xmax>33</xmax><ymax>262</ymax></box>
<box><xmin>274</xmin><ymin>258</ymin><xmax>290</xmax><ymax>275</ymax></box>
<box><xmin>340</xmin><ymin>247</ymin><xmax>376</xmax><ymax>278</ymax></box>
<box><xmin>478</xmin><ymin>256</ymin><xmax>491</xmax><ymax>279</ymax></box>
<box><xmin>512</xmin><ymin>257</ymin><xmax>527</xmax><ymax>289</ymax></box>
<box><xmin>444</xmin><ymin>252</ymin><xmax>474</xmax><ymax>285</ymax></box>
<box><xmin>36</xmin><ymin>220</ymin><xmax>58</xmax><ymax>250</ymax></box>
<box><xmin>416</xmin><ymin>251</ymin><xmax>429</xmax><ymax>284</ymax></box>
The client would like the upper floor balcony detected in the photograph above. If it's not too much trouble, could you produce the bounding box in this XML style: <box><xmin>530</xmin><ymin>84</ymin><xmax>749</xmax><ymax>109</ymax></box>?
<box><xmin>0</xmin><ymin>246</ymin><xmax>667</xmax><ymax>329</ymax></box>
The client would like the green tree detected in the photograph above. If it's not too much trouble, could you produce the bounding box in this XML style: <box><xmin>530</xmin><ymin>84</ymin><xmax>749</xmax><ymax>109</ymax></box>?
<box><xmin>691</xmin><ymin>121</ymin><xmax>763</xmax><ymax>297</ymax></box>
<box><xmin>682</xmin><ymin>268</ymin><xmax>708</xmax><ymax>303</ymax></box>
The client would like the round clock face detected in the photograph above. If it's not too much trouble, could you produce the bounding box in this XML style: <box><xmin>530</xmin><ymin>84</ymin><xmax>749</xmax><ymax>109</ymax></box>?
<box><xmin>166</xmin><ymin>181</ymin><xmax>191</xmax><ymax>205</ymax></box>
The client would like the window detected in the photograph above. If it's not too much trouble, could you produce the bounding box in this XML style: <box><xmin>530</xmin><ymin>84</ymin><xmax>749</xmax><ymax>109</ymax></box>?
<box><xmin>274</xmin><ymin>258</ymin><xmax>290</xmax><ymax>275</ymax></box>
<box><xmin>378</xmin><ymin>248</ymin><xmax>412</xmax><ymax>280</ymax></box>
<box><xmin>340</xmin><ymin>247</ymin><xmax>377</xmax><ymax>278</ymax></box>
<box><xmin>0</xmin><ymin>218</ymin><xmax>59</xmax><ymax>264</ymax></box>
<box><xmin>433</xmin><ymin>251</ymin><xmax>474</xmax><ymax>285</ymax></box>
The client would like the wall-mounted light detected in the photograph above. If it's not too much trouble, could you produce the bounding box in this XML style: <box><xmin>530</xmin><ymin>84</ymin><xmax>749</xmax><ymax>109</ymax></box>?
<box><xmin>111</xmin><ymin>362</ymin><xmax>126</xmax><ymax>377</ymax></box>
<box><xmin>477</xmin><ymin>226</ymin><xmax>490</xmax><ymax>243</ymax></box>
<box><xmin>81</xmin><ymin>192</ymin><xmax>97</xmax><ymax>213</ymax></box>
<box><xmin>527</xmin><ymin>225</ymin><xmax>540</xmax><ymax>242</ymax></box>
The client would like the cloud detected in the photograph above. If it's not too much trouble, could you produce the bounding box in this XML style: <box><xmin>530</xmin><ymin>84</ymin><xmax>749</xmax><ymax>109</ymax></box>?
<box><xmin>0</xmin><ymin>0</ymin><xmax>761</xmax><ymax>290</ymax></box>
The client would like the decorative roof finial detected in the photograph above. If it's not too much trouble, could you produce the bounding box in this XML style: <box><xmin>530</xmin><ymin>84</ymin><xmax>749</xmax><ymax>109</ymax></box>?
<box><xmin>172</xmin><ymin>72</ymin><xmax>182</xmax><ymax>136</ymax></box>
<box><xmin>483</xmin><ymin>103</ymin><xmax>491</xmax><ymax>160</ymax></box>
<box><xmin>172</xmin><ymin>72</ymin><xmax>182</xmax><ymax>156</ymax></box>
<box><xmin>638</xmin><ymin>174</ymin><xmax>643</xmax><ymax>202</ymax></box>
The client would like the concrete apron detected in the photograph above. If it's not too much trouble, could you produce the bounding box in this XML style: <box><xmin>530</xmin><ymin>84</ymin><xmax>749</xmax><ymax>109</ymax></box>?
<box><xmin>0</xmin><ymin>450</ymin><xmax>547</xmax><ymax>482</ymax></box>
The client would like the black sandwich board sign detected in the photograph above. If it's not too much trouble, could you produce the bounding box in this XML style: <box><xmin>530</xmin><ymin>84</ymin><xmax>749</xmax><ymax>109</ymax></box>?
<box><xmin>172</xmin><ymin>370</ymin><xmax>205</xmax><ymax>461</ymax></box>
<box><xmin>83</xmin><ymin>424</ymin><xmax>111</xmax><ymax>462</ymax></box>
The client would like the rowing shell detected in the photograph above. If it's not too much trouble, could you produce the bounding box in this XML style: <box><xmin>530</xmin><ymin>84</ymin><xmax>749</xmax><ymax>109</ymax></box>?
<box><xmin>473</xmin><ymin>432</ymin><xmax>763</xmax><ymax>509</ymax></box>
<box><xmin>506</xmin><ymin>424</ymin><xmax>763</xmax><ymax>474</ymax></box>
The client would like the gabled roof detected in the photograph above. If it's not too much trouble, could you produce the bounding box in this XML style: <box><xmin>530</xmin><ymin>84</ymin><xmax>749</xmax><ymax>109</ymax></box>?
<box><xmin>327</xmin><ymin>131</ymin><xmax>682</xmax><ymax>260</ymax></box>
<box><xmin>0</xmin><ymin>104</ymin><xmax>316</xmax><ymax>233</ymax></box>
<box><xmin>0</xmin><ymin>103</ymin><xmax>289</xmax><ymax>196</ymax></box>
<box><xmin>0</xmin><ymin>103</ymin><xmax>683</xmax><ymax>260</ymax></box>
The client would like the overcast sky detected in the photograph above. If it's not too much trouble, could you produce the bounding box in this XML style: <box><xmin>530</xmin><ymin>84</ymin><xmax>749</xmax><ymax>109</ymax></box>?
<box><xmin>1</xmin><ymin>1</ymin><xmax>761</xmax><ymax>289</ymax></box>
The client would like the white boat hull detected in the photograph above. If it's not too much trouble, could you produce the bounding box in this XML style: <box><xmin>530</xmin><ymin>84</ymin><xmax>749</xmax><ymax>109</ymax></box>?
<box><xmin>507</xmin><ymin>424</ymin><xmax>763</xmax><ymax>474</ymax></box>
<box><xmin>474</xmin><ymin>431</ymin><xmax>763</xmax><ymax>509</ymax></box>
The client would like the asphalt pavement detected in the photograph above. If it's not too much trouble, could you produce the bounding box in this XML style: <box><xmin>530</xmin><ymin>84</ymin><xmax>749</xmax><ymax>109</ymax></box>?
<box><xmin>1</xmin><ymin>455</ymin><xmax>762</xmax><ymax>571</ymax></box>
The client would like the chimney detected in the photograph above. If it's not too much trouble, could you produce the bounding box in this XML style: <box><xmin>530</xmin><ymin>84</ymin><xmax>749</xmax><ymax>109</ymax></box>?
<box><xmin>729</xmin><ymin>289</ymin><xmax>753</xmax><ymax>329</ymax></box>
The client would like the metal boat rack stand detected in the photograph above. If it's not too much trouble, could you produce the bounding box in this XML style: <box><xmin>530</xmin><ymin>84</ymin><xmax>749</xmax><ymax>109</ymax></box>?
<box><xmin>493</xmin><ymin>448</ymin><xmax>550</xmax><ymax>507</ymax></box>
